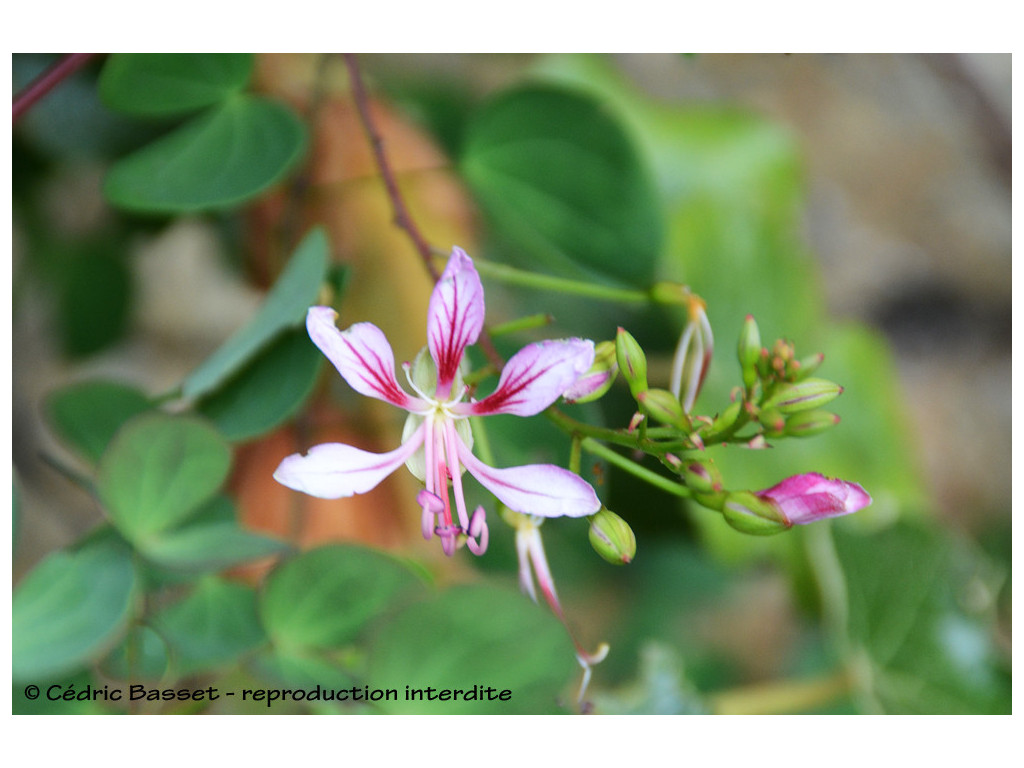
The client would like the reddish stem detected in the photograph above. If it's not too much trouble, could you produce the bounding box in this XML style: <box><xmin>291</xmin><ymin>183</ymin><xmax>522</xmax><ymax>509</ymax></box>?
<box><xmin>13</xmin><ymin>53</ymin><xmax>99</xmax><ymax>123</ymax></box>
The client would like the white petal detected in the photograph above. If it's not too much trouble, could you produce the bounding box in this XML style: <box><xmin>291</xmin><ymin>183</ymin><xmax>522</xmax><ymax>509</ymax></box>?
<box><xmin>273</xmin><ymin>426</ymin><xmax>424</xmax><ymax>499</ymax></box>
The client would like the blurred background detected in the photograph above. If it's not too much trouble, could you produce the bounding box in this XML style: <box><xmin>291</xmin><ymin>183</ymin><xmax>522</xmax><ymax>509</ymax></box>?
<box><xmin>11</xmin><ymin>53</ymin><xmax>1011</xmax><ymax>713</ymax></box>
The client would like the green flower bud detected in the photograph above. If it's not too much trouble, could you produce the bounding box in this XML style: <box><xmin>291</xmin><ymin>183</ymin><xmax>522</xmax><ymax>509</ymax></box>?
<box><xmin>722</xmin><ymin>491</ymin><xmax>790</xmax><ymax>536</ymax></box>
<box><xmin>757</xmin><ymin>407</ymin><xmax>786</xmax><ymax>437</ymax></box>
<box><xmin>783</xmin><ymin>409</ymin><xmax>840</xmax><ymax>437</ymax></box>
<box><xmin>637</xmin><ymin>388</ymin><xmax>687</xmax><ymax>428</ymax></box>
<box><xmin>589</xmin><ymin>508</ymin><xmax>637</xmax><ymax>564</ymax></box>
<box><xmin>737</xmin><ymin>314</ymin><xmax>761</xmax><ymax>391</ymax></box>
<box><xmin>615</xmin><ymin>327</ymin><xmax>649</xmax><ymax>399</ymax></box>
<box><xmin>681</xmin><ymin>458</ymin><xmax>723</xmax><ymax>494</ymax></box>
<box><xmin>792</xmin><ymin>352</ymin><xmax>825</xmax><ymax>381</ymax></box>
<box><xmin>761</xmin><ymin>378</ymin><xmax>843</xmax><ymax>414</ymax></box>
<box><xmin>710</xmin><ymin>401</ymin><xmax>743</xmax><ymax>433</ymax></box>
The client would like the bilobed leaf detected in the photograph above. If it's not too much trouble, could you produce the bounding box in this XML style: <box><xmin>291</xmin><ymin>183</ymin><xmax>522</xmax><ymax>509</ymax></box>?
<box><xmin>99</xmin><ymin>53</ymin><xmax>253</xmax><ymax>117</ymax></box>
<box><xmin>833</xmin><ymin>522</ymin><xmax>1010</xmax><ymax>714</ymax></box>
<box><xmin>366</xmin><ymin>585</ymin><xmax>577</xmax><ymax>714</ymax></box>
<box><xmin>182</xmin><ymin>227</ymin><xmax>330</xmax><ymax>399</ymax></box>
<box><xmin>138</xmin><ymin>495</ymin><xmax>289</xmax><ymax>572</ymax></box>
<box><xmin>260</xmin><ymin>546</ymin><xmax>426</xmax><ymax>651</ymax></box>
<box><xmin>103</xmin><ymin>94</ymin><xmax>306</xmax><ymax>213</ymax></box>
<box><xmin>198</xmin><ymin>328</ymin><xmax>323</xmax><ymax>441</ymax></box>
<box><xmin>460</xmin><ymin>85</ymin><xmax>663</xmax><ymax>286</ymax></box>
<box><xmin>45</xmin><ymin>380</ymin><xmax>153</xmax><ymax>464</ymax></box>
<box><xmin>153</xmin><ymin>577</ymin><xmax>266</xmax><ymax>677</ymax></box>
<box><xmin>13</xmin><ymin>533</ymin><xmax>137</xmax><ymax>681</ymax></box>
<box><xmin>97</xmin><ymin>414</ymin><xmax>232</xmax><ymax>543</ymax></box>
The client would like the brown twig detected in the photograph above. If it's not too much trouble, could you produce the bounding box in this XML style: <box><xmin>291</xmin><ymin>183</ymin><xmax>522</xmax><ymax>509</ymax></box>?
<box><xmin>13</xmin><ymin>53</ymin><xmax>99</xmax><ymax>123</ymax></box>
<box><xmin>340</xmin><ymin>53</ymin><xmax>505</xmax><ymax>370</ymax></box>
<box><xmin>341</xmin><ymin>53</ymin><xmax>440</xmax><ymax>282</ymax></box>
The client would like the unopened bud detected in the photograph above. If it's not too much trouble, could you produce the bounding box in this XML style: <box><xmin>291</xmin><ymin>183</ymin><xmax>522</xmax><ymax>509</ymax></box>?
<box><xmin>722</xmin><ymin>491</ymin><xmax>789</xmax><ymax>536</ymax></box>
<box><xmin>681</xmin><ymin>459</ymin><xmax>723</xmax><ymax>494</ymax></box>
<box><xmin>589</xmin><ymin>508</ymin><xmax>636</xmax><ymax>564</ymax></box>
<box><xmin>784</xmin><ymin>409</ymin><xmax>840</xmax><ymax>437</ymax></box>
<box><xmin>669</xmin><ymin>293</ymin><xmax>713</xmax><ymax>413</ymax></box>
<box><xmin>792</xmin><ymin>352</ymin><xmax>825</xmax><ymax>381</ymax></box>
<box><xmin>761</xmin><ymin>378</ymin><xmax>843</xmax><ymax>414</ymax></box>
<box><xmin>757</xmin><ymin>407</ymin><xmax>785</xmax><ymax>437</ymax></box>
<box><xmin>637</xmin><ymin>388</ymin><xmax>687</xmax><ymax>428</ymax></box>
<box><xmin>564</xmin><ymin>340</ymin><xmax>618</xmax><ymax>403</ymax></box>
<box><xmin>737</xmin><ymin>314</ymin><xmax>761</xmax><ymax>392</ymax></box>
<box><xmin>615</xmin><ymin>327</ymin><xmax>648</xmax><ymax>399</ymax></box>
<box><xmin>710</xmin><ymin>401</ymin><xmax>742</xmax><ymax>433</ymax></box>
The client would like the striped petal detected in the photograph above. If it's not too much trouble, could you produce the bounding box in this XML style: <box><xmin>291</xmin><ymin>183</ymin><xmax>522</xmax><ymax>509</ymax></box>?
<box><xmin>306</xmin><ymin>307</ymin><xmax>421</xmax><ymax>410</ymax></box>
<box><xmin>759</xmin><ymin>472</ymin><xmax>872</xmax><ymax>525</ymax></box>
<box><xmin>457</xmin><ymin>438</ymin><xmax>600</xmax><ymax>518</ymax></box>
<box><xmin>428</xmin><ymin>247</ymin><xmax>484</xmax><ymax>398</ymax></box>
<box><xmin>461</xmin><ymin>339</ymin><xmax>595</xmax><ymax>417</ymax></box>
<box><xmin>273</xmin><ymin>425</ymin><xmax>425</xmax><ymax>499</ymax></box>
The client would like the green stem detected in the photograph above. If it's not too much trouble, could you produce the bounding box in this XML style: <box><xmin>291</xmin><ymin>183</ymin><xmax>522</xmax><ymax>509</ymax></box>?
<box><xmin>546</xmin><ymin>407</ymin><xmax>646</xmax><ymax>450</ymax></box>
<box><xmin>470</xmin><ymin>257</ymin><xmax>650</xmax><ymax>305</ymax></box>
<box><xmin>488</xmin><ymin>313</ymin><xmax>554</xmax><ymax>338</ymax></box>
<box><xmin>709</xmin><ymin>669</ymin><xmax>851</xmax><ymax>715</ymax></box>
<box><xmin>580</xmin><ymin>438</ymin><xmax>692</xmax><ymax>500</ymax></box>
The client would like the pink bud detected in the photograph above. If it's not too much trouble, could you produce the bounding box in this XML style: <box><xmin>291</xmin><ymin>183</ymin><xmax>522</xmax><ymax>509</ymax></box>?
<box><xmin>756</xmin><ymin>472</ymin><xmax>871</xmax><ymax>525</ymax></box>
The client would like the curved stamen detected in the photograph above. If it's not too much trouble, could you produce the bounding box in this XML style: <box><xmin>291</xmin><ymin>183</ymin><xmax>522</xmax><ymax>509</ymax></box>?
<box><xmin>466</xmin><ymin>506</ymin><xmax>489</xmax><ymax>555</ymax></box>
<box><xmin>417</xmin><ymin>489</ymin><xmax>444</xmax><ymax>540</ymax></box>
<box><xmin>445</xmin><ymin>420</ymin><xmax>472</xmax><ymax>531</ymax></box>
<box><xmin>435</xmin><ymin>524</ymin><xmax>459</xmax><ymax>557</ymax></box>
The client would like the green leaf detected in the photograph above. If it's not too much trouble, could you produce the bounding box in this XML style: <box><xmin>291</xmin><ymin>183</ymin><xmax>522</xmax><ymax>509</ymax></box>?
<box><xmin>460</xmin><ymin>85</ymin><xmax>663</xmax><ymax>286</ymax></box>
<box><xmin>13</xmin><ymin>534</ymin><xmax>137</xmax><ymax>681</ymax></box>
<box><xmin>57</xmin><ymin>248</ymin><xmax>132</xmax><ymax>357</ymax></box>
<box><xmin>97</xmin><ymin>414</ymin><xmax>232</xmax><ymax>543</ymax></box>
<box><xmin>252</xmin><ymin>648</ymin><xmax>355</xmax><ymax>692</ymax></box>
<box><xmin>153</xmin><ymin>577</ymin><xmax>266</xmax><ymax>677</ymax></box>
<box><xmin>182</xmin><ymin>227</ymin><xmax>330</xmax><ymax>399</ymax></box>
<box><xmin>99</xmin><ymin>53</ymin><xmax>253</xmax><ymax>117</ymax></box>
<box><xmin>592</xmin><ymin>642</ymin><xmax>707</xmax><ymax>714</ymax></box>
<box><xmin>260</xmin><ymin>545</ymin><xmax>426</xmax><ymax>651</ymax></box>
<box><xmin>198</xmin><ymin>328</ymin><xmax>323</xmax><ymax>441</ymax></box>
<box><xmin>139</xmin><ymin>495</ymin><xmax>289</xmax><ymax>572</ymax></box>
<box><xmin>45</xmin><ymin>380</ymin><xmax>152</xmax><ymax>464</ymax></box>
<box><xmin>366</xmin><ymin>584</ymin><xmax>577</xmax><ymax>714</ymax></box>
<box><xmin>103</xmin><ymin>94</ymin><xmax>307</xmax><ymax>213</ymax></box>
<box><xmin>832</xmin><ymin>522</ymin><xmax>1010</xmax><ymax>714</ymax></box>
<box><xmin>101</xmin><ymin>625</ymin><xmax>171</xmax><ymax>682</ymax></box>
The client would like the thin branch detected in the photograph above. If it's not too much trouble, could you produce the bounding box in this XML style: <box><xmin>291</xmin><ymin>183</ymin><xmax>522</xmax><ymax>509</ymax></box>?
<box><xmin>13</xmin><ymin>53</ymin><xmax>99</xmax><ymax>123</ymax></box>
<box><xmin>341</xmin><ymin>53</ymin><xmax>439</xmax><ymax>282</ymax></box>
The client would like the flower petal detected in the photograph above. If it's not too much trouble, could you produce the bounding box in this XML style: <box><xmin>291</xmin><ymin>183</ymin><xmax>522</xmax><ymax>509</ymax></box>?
<box><xmin>273</xmin><ymin>426</ymin><xmax>425</xmax><ymax>499</ymax></box>
<box><xmin>759</xmin><ymin>472</ymin><xmax>872</xmax><ymax>525</ymax></box>
<box><xmin>457</xmin><ymin>439</ymin><xmax>600</xmax><ymax>518</ymax></box>
<box><xmin>427</xmin><ymin>247</ymin><xmax>485</xmax><ymax>397</ymax></box>
<box><xmin>307</xmin><ymin>307</ymin><xmax>421</xmax><ymax>410</ymax></box>
<box><xmin>462</xmin><ymin>339</ymin><xmax>595</xmax><ymax>417</ymax></box>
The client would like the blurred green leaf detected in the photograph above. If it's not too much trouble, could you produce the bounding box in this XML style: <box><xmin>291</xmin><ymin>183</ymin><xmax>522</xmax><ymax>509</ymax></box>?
<box><xmin>57</xmin><ymin>249</ymin><xmax>132</xmax><ymax>358</ymax></box>
<box><xmin>45</xmin><ymin>380</ymin><xmax>152</xmax><ymax>464</ymax></box>
<box><xmin>12</xmin><ymin>671</ymin><xmax>109</xmax><ymax>714</ymax></box>
<box><xmin>138</xmin><ymin>495</ymin><xmax>289</xmax><ymax>573</ymax></box>
<box><xmin>97</xmin><ymin>414</ymin><xmax>232</xmax><ymax>543</ymax></box>
<box><xmin>251</xmin><ymin>648</ymin><xmax>355</xmax><ymax>693</ymax></box>
<box><xmin>101</xmin><ymin>625</ymin><xmax>171</xmax><ymax>682</ymax></box>
<box><xmin>832</xmin><ymin>522</ymin><xmax>1010</xmax><ymax>714</ymax></box>
<box><xmin>592</xmin><ymin>642</ymin><xmax>707</xmax><ymax>714</ymax></box>
<box><xmin>198</xmin><ymin>328</ymin><xmax>323</xmax><ymax>441</ymax></box>
<box><xmin>182</xmin><ymin>227</ymin><xmax>330</xmax><ymax>399</ymax></box>
<box><xmin>13</xmin><ymin>534</ymin><xmax>137</xmax><ymax>681</ymax></box>
<box><xmin>99</xmin><ymin>53</ymin><xmax>253</xmax><ymax>117</ymax></box>
<box><xmin>366</xmin><ymin>584</ymin><xmax>577</xmax><ymax>714</ymax></box>
<box><xmin>103</xmin><ymin>94</ymin><xmax>306</xmax><ymax>213</ymax></box>
<box><xmin>461</xmin><ymin>85</ymin><xmax>663</xmax><ymax>286</ymax></box>
<box><xmin>153</xmin><ymin>576</ymin><xmax>266</xmax><ymax>677</ymax></box>
<box><xmin>260</xmin><ymin>545</ymin><xmax>426</xmax><ymax>652</ymax></box>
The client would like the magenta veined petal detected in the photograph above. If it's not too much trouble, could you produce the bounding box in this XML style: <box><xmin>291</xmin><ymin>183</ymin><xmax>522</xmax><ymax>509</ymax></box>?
<box><xmin>427</xmin><ymin>247</ymin><xmax>485</xmax><ymax>398</ymax></box>
<box><xmin>457</xmin><ymin>439</ymin><xmax>600</xmax><ymax>518</ymax></box>
<box><xmin>273</xmin><ymin>424</ymin><xmax>426</xmax><ymax>499</ymax></box>
<box><xmin>759</xmin><ymin>472</ymin><xmax>872</xmax><ymax>524</ymax></box>
<box><xmin>462</xmin><ymin>339</ymin><xmax>596</xmax><ymax>417</ymax></box>
<box><xmin>306</xmin><ymin>308</ymin><xmax>421</xmax><ymax>410</ymax></box>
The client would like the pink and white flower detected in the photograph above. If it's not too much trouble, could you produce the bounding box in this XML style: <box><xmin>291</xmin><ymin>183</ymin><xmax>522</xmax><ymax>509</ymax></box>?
<box><xmin>274</xmin><ymin>247</ymin><xmax>601</xmax><ymax>556</ymax></box>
